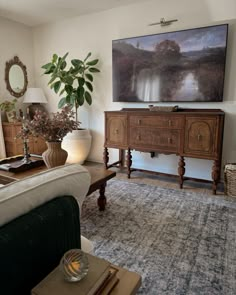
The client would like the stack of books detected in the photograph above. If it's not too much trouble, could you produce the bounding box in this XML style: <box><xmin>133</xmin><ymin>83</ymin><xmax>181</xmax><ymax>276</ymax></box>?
<box><xmin>31</xmin><ymin>254</ymin><xmax>119</xmax><ymax>295</ymax></box>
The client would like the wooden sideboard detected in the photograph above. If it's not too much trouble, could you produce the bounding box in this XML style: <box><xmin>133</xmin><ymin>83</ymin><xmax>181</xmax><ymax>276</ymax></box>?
<box><xmin>2</xmin><ymin>122</ymin><xmax>47</xmax><ymax>157</ymax></box>
<box><xmin>104</xmin><ymin>108</ymin><xmax>225</xmax><ymax>194</ymax></box>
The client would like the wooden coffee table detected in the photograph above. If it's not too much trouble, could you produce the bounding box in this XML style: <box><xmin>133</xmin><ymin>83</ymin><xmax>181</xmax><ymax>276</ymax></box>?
<box><xmin>0</xmin><ymin>163</ymin><xmax>116</xmax><ymax>211</ymax></box>
<box><xmin>85</xmin><ymin>166</ymin><xmax>116</xmax><ymax>211</ymax></box>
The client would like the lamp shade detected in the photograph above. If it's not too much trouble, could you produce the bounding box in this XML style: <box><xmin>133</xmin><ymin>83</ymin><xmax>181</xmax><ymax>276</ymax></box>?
<box><xmin>23</xmin><ymin>88</ymin><xmax>47</xmax><ymax>104</ymax></box>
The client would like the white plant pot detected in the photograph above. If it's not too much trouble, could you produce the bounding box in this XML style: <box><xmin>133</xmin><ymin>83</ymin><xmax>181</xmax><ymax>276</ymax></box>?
<box><xmin>62</xmin><ymin>129</ymin><xmax>92</xmax><ymax>164</ymax></box>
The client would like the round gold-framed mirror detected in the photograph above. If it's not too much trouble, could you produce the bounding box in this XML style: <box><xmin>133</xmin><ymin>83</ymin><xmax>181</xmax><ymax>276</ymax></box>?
<box><xmin>5</xmin><ymin>56</ymin><xmax>28</xmax><ymax>98</ymax></box>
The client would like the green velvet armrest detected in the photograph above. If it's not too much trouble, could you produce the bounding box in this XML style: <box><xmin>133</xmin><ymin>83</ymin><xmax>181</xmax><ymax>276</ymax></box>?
<box><xmin>0</xmin><ymin>195</ymin><xmax>81</xmax><ymax>295</ymax></box>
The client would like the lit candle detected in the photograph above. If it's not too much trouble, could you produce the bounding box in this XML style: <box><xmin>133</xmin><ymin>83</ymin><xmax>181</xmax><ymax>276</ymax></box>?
<box><xmin>67</xmin><ymin>261</ymin><xmax>81</xmax><ymax>274</ymax></box>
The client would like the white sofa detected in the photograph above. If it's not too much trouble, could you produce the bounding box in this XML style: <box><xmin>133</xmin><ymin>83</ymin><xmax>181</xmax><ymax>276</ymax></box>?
<box><xmin>0</xmin><ymin>163</ymin><xmax>93</xmax><ymax>253</ymax></box>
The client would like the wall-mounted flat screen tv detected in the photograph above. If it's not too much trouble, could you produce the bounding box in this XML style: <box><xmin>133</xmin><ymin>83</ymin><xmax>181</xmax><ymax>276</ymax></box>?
<box><xmin>112</xmin><ymin>24</ymin><xmax>228</xmax><ymax>102</ymax></box>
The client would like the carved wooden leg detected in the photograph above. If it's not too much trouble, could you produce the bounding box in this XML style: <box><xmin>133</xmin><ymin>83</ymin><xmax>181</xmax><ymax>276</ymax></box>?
<box><xmin>97</xmin><ymin>183</ymin><xmax>107</xmax><ymax>211</ymax></box>
<box><xmin>126</xmin><ymin>148</ymin><xmax>132</xmax><ymax>179</ymax></box>
<box><xmin>178</xmin><ymin>156</ymin><xmax>185</xmax><ymax>189</ymax></box>
<box><xmin>212</xmin><ymin>160</ymin><xmax>220</xmax><ymax>195</ymax></box>
<box><xmin>119</xmin><ymin>149</ymin><xmax>124</xmax><ymax>167</ymax></box>
<box><xmin>103</xmin><ymin>147</ymin><xmax>109</xmax><ymax>169</ymax></box>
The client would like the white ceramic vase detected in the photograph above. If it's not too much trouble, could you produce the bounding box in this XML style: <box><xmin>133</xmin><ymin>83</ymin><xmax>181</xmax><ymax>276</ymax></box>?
<box><xmin>62</xmin><ymin>129</ymin><xmax>92</xmax><ymax>164</ymax></box>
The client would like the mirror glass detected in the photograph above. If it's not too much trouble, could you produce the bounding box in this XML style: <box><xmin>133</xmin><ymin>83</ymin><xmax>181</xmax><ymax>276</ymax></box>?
<box><xmin>9</xmin><ymin>65</ymin><xmax>25</xmax><ymax>93</ymax></box>
<box><xmin>5</xmin><ymin>56</ymin><xmax>28</xmax><ymax>98</ymax></box>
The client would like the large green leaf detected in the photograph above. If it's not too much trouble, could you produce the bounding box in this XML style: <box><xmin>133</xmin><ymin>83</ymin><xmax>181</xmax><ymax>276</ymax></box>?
<box><xmin>50</xmin><ymin>81</ymin><xmax>57</xmax><ymax>89</ymax></box>
<box><xmin>77</xmin><ymin>95</ymin><xmax>84</xmax><ymax>106</ymax></box>
<box><xmin>54</xmin><ymin>81</ymin><xmax>61</xmax><ymax>93</ymax></box>
<box><xmin>71</xmin><ymin>67</ymin><xmax>81</xmax><ymax>75</ymax></box>
<box><xmin>85</xmin><ymin>91</ymin><xmax>92</xmax><ymax>105</ymax></box>
<box><xmin>58</xmin><ymin>97</ymin><xmax>66</xmax><ymax>108</ymax></box>
<box><xmin>89</xmin><ymin>67</ymin><xmax>100</xmax><ymax>73</ymax></box>
<box><xmin>71</xmin><ymin>59</ymin><xmax>83</xmax><ymax>67</ymax></box>
<box><xmin>61</xmin><ymin>52</ymin><xmax>69</xmax><ymax>61</ymax></box>
<box><xmin>42</xmin><ymin>62</ymin><xmax>52</xmax><ymax>70</ymax></box>
<box><xmin>44</xmin><ymin>65</ymin><xmax>56</xmax><ymax>74</ymax></box>
<box><xmin>84</xmin><ymin>52</ymin><xmax>91</xmax><ymax>62</ymax></box>
<box><xmin>85</xmin><ymin>81</ymin><xmax>93</xmax><ymax>92</ymax></box>
<box><xmin>69</xmin><ymin>94</ymin><xmax>76</xmax><ymax>105</ymax></box>
<box><xmin>77</xmin><ymin>86</ymin><xmax>84</xmax><ymax>98</ymax></box>
<box><xmin>48</xmin><ymin>74</ymin><xmax>57</xmax><ymax>85</ymax></box>
<box><xmin>52</xmin><ymin>54</ymin><xmax>58</xmax><ymax>63</ymax></box>
<box><xmin>66</xmin><ymin>95</ymin><xmax>71</xmax><ymax>104</ymax></box>
<box><xmin>78</xmin><ymin>77</ymin><xmax>85</xmax><ymax>86</ymax></box>
<box><xmin>60</xmin><ymin>61</ymin><xmax>67</xmax><ymax>70</ymax></box>
<box><xmin>85</xmin><ymin>73</ymin><xmax>93</xmax><ymax>82</ymax></box>
<box><xmin>59</xmin><ymin>88</ymin><xmax>65</xmax><ymax>96</ymax></box>
<box><xmin>65</xmin><ymin>85</ymin><xmax>73</xmax><ymax>94</ymax></box>
<box><xmin>59</xmin><ymin>71</ymin><xmax>66</xmax><ymax>78</ymax></box>
<box><xmin>86</xmin><ymin>59</ymin><xmax>98</xmax><ymax>66</ymax></box>
<box><xmin>65</xmin><ymin>76</ymin><xmax>74</xmax><ymax>85</ymax></box>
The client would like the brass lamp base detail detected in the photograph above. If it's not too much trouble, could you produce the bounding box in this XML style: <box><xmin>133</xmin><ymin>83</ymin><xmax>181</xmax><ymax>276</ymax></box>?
<box><xmin>27</xmin><ymin>103</ymin><xmax>47</xmax><ymax>120</ymax></box>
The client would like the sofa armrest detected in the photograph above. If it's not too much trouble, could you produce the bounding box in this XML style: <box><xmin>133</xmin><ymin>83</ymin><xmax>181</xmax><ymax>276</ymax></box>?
<box><xmin>0</xmin><ymin>164</ymin><xmax>91</xmax><ymax>226</ymax></box>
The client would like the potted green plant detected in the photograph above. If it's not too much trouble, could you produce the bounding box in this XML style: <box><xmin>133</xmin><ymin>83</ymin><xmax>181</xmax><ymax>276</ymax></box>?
<box><xmin>0</xmin><ymin>99</ymin><xmax>17</xmax><ymax>122</ymax></box>
<box><xmin>42</xmin><ymin>52</ymin><xmax>100</xmax><ymax>164</ymax></box>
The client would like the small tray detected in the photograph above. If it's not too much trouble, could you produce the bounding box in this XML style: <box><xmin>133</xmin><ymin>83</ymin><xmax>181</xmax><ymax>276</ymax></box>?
<box><xmin>149</xmin><ymin>105</ymin><xmax>178</xmax><ymax>112</ymax></box>
<box><xmin>0</xmin><ymin>155</ymin><xmax>44</xmax><ymax>173</ymax></box>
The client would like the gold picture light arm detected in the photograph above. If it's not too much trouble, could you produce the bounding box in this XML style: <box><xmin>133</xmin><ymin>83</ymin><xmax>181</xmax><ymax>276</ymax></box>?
<box><xmin>149</xmin><ymin>18</ymin><xmax>178</xmax><ymax>26</ymax></box>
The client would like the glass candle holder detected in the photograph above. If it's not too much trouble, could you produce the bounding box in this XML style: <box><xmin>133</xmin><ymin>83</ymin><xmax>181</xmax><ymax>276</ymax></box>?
<box><xmin>60</xmin><ymin>249</ymin><xmax>89</xmax><ymax>282</ymax></box>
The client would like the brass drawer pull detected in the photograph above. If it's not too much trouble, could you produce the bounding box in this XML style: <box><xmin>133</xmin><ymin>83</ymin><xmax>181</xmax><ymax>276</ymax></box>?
<box><xmin>138</xmin><ymin>119</ymin><xmax>141</xmax><ymax>125</ymax></box>
<box><xmin>115</xmin><ymin>129</ymin><xmax>119</xmax><ymax>134</ymax></box>
<box><xmin>197</xmin><ymin>134</ymin><xmax>201</xmax><ymax>141</ymax></box>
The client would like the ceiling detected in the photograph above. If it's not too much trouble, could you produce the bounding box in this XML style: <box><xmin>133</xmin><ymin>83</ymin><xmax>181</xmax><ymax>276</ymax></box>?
<box><xmin>0</xmin><ymin>0</ymin><xmax>146</xmax><ymax>27</ymax></box>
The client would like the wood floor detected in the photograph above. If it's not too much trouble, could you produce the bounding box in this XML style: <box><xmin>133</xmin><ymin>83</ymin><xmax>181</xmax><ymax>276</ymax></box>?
<box><xmin>84</xmin><ymin>161</ymin><xmax>225</xmax><ymax>196</ymax></box>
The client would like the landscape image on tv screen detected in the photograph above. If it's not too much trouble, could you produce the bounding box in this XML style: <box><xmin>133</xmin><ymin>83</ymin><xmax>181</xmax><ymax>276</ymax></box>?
<box><xmin>112</xmin><ymin>24</ymin><xmax>228</xmax><ymax>102</ymax></box>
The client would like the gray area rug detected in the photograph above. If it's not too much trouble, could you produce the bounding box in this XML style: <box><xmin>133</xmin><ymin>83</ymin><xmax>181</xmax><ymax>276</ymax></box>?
<box><xmin>81</xmin><ymin>179</ymin><xmax>236</xmax><ymax>295</ymax></box>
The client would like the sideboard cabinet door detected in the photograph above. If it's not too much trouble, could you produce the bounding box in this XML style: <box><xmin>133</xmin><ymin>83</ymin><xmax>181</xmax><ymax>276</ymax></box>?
<box><xmin>184</xmin><ymin>116</ymin><xmax>218</xmax><ymax>159</ymax></box>
<box><xmin>105</xmin><ymin>113</ymin><xmax>127</xmax><ymax>148</ymax></box>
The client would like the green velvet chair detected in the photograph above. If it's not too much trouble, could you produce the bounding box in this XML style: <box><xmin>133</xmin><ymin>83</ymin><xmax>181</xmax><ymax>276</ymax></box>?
<box><xmin>0</xmin><ymin>196</ymin><xmax>81</xmax><ymax>294</ymax></box>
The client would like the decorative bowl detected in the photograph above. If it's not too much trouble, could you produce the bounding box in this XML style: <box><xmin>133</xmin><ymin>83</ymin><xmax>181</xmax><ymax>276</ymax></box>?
<box><xmin>60</xmin><ymin>249</ymin><xmax>89</xmax><ymax>282</ymax></box>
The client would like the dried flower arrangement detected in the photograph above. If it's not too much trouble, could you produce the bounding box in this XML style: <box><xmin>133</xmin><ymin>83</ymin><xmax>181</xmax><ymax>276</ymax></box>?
<box><xmin>17</xmin><ymin>106</ymin><xmax>79</xmax><ymax>142</ymax></box>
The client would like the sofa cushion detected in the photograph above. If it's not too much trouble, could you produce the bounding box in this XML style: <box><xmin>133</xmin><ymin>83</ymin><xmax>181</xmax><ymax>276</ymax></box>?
<box><xmin>0</xmin><ymin>164</ymin><xmax>91</xmax><ymax>226</ymax></box>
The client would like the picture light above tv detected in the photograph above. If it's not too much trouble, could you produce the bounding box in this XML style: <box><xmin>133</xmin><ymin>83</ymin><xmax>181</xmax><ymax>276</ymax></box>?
<box><xmin>112</xmin><ymin>24</ymin><xmax>228</xmax><ymax>103</ymax></box>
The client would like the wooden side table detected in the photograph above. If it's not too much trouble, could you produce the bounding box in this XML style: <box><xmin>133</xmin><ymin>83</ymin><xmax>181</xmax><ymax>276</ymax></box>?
<box><xmin>2</xmin><ymin>122</ymin><xmax>47</xmax><ymax>157</ymax></box>
<box><xmin>31</xmin><ymin>254</ymin><xmax>141</xmax><ymax>295</ymax></box>
<box><xmin>110</xmin><ymin>265</ymin><xmax>141</xmax><ymax>295</ymax></box>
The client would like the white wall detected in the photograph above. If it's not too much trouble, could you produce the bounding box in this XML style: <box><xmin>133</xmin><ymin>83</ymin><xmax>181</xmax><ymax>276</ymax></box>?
<box><xmin>33</xmin><ymin>0</ymin><xmax>236</xmax><ymax>180</ymax></box>
<box><xmin>0</xmin><ymin>16</ymin><xmax>35</xmax><ymax>115</ymax></box>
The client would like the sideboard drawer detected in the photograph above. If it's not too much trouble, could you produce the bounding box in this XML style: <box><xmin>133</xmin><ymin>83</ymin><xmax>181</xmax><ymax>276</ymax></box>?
<box><xmin>129</xmin><ymin>127</ymin><xmax>181</xmax><ymax>152</ymax></box>
<box><xmin>129</xmin><ymin>115</ymin><xmax>183</xmax><ymax>129</ymax></box>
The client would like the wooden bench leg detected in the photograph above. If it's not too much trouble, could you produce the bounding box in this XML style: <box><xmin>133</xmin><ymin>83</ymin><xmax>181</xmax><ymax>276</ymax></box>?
<box><xmin>178</xmin><ymin>156</ymin><xmax>185</xmax><ymax>189</ymax></box>
<box><xmin>212</xmin><ymin>160</ymin><xmax>220</xmax><ymax>195</ymax></box>
<box><xmin>103</xmin><ymin>147</ymin><xmax>109</xmax><ymax>169</ymax></box>
<box><xmin>126</xmin><ymin>148</ymin><xmax>132</xmax><ymax>179</ymax></box>
<box><xmin>97</xmin><ymin>183</ymin><xmax>107</xmax><ymax>211</ymax></box>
